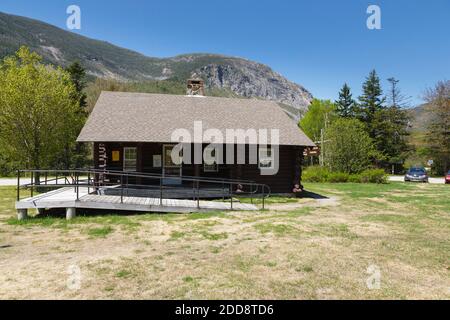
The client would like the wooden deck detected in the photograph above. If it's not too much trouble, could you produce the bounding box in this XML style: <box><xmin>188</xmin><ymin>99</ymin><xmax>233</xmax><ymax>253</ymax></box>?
<box><xmin>15</xmin><ymin>187</ymin><xmax>257</xmax><ymax>213</ymax></box>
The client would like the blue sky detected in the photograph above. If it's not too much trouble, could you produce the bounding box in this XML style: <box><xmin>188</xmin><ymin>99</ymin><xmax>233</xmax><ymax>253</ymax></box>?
<box><xmin>1</xmin><ymin>0</ymin><xmax>449</xmax><ymax>106</ymax></box>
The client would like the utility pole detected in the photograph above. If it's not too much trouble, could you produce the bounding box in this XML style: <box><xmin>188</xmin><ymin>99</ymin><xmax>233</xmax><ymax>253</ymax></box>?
<box><xmin>320</xmin><ymin>112</ymin><xmax>329</xmax><ymax>167</ymax></box>
<box><xmin>320</xmin><ymin>128</ymin><xmax>324</xmax><ymax>167</ymax></box>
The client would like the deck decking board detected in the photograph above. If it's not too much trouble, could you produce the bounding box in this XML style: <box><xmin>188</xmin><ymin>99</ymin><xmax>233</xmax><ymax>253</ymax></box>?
<box><xmin>16</xmin><ymin>187</ymin><xmax>258</xmax><ymax>213</ymax></box>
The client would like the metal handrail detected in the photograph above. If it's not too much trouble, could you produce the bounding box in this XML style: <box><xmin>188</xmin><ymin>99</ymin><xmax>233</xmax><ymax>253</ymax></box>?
<box><xmin>16</xmin><ymin>169</ymin><xmax>271</xmax><ymax>210</ymax></box>
<box><xmin>82</xmin><ymin>168</ymin><xmax>262</xmax><ymax>196</ymax></box>
<box><xmin>83</xmin><ymin>168</ymin><xmax>259</xmax><ymax>185</ymax></box>
<box><xmin>17</xmin><ymin>169</ymin><xmax>269</xmax><ymax>195</ymax></box>
<box><xmin>18</xmin><ymin>168</ymin><xmax>256</xmax><ymax>184</ymax></box>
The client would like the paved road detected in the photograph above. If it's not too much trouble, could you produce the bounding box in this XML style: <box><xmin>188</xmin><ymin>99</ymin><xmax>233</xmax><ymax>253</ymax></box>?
<box><xmin>0</xmin><ymin>178</ymin><xmax>18</xmax><ymax>186</ymax></box>
<box><xmin>389</xmin><ymin>175</ymin><xmax>445</xmax><ymax>184</ymax></box>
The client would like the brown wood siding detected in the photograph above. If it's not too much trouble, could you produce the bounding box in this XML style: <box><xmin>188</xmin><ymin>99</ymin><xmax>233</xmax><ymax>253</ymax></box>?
<box><xmin>94</xmin><ymin>142</ymin><xmax>302</xmax><ymax>194</ymax></box>
<box><xmin>237</xmin><ymin>145</ymin><xmax>296</xmax><ymax>193</ymax></box>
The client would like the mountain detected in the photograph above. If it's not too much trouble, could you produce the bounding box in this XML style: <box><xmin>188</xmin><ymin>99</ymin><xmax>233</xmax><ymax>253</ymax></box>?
<box><xmin>408</xmin><ymin>104</ymin><xmax>434</xmax><ymax>133</ymax></box>
<box><xmin>0</xmin><ymin>11</ymin><xmax>312</xmax><ymax>119</ymax></box>
<box><xmin>407</xmin><ymin>104</ymin><xmax>435</xmax><ymax>150</ymax></box>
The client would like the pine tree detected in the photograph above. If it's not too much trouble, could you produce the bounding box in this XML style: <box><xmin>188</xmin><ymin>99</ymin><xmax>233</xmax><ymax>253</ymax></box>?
<box><xmin>335</xmin><ymin>83</ymin><xmax>356</xmax><ymax>118</ymax></box>
<box><xmin>378</xmin><ymin>77</ymin><xmax>411</xmax><ymax>172</ymax></box>
<box><xmin>358</xmin><ymin>70</ymin><xmax>386</xmax><ymax>133</ymax></box>
<box><xmin>66</xmin><ymin>61</ymin><xmax>87</xmax><ymax>109</ymax></box>
<box><xmin>64</xmin><ymin>61</ymin><xmax>88</xmax><ymax>169</ymax></box>
<box><xmin>357</xmin><ymin>70</ymin><xmax>387</xmax><ymax>166</ymax></box>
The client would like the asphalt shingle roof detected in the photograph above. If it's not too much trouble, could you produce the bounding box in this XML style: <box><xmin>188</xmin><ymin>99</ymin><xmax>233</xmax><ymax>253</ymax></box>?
<box><xmin>77</xmin><ymin>91</ymin><xmax>315</xmax><ymax>146</ymax></box>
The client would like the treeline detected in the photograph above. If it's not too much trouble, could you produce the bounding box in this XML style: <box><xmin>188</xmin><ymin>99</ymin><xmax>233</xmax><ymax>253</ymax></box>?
<box><xmin>1</xmin><ymin>47</ymin><xmax>447</xmax><ymax>178</ymax></box>
<box><xmin>300</xmin><ymin>70</ymin><xmax>449</xmax><ymax>175</ymax></box>
<box><xmin>84</xmin><ymin>77</ymin><xmax>236</xmax><ymax>112</ymax></box>
<box><xmin>85</xmin><ymin>78</ymin><xmax>187</xmax><ymax>112</ymax></box>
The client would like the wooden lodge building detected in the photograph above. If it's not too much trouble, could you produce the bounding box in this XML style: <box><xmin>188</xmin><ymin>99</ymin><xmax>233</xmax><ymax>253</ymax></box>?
<box><xmin>77</xmin><ymin>81</ymin><xmax>315</xmax><ymax>194</ymax></box>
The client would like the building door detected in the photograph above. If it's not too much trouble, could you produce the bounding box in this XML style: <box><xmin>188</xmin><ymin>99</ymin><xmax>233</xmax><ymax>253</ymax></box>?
<box><xmin>162</xmin><ymin>145</ymin><xmax>182</xmax><ymax>185</ymax></box>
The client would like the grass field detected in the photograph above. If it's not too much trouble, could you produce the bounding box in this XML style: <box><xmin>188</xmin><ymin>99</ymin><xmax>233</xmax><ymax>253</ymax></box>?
<box><xmin>0</xmin><ymin>182</ymin><xmax>448</xmax><ymax>299</ymax></box>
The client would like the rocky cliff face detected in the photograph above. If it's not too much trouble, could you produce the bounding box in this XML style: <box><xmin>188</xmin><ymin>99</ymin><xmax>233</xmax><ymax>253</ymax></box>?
<box><xmin>194</xmin><ymin>58</ymin><xmax>312</xmax><ymax>119</ymax></box>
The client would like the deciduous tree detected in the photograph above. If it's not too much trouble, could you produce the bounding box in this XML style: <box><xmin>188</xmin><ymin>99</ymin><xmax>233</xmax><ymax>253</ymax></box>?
<box><xmin>299</xmin><ymin>99</ymin><xmax>336</xmax><ymax>142</ymax></box>
<box><xmin>424</xmin><ymin>80</ymin><xmax>450</xmax><ymax>174</ymax></box>
<box><xmin>323</xmin><ymin>118</ymin><xmax>376</xmax><ymax>174</ymax></box>
<box><xmin>0</xmin><ymin>47</ymin><xmax>82</xmax><ymax>183</ymax></box>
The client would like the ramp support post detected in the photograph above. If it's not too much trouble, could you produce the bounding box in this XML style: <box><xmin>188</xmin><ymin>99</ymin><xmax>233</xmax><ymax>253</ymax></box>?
<box><xmin>17</xmin><ymin>209</ymin><xmax>28</xmax><ymax>220</ymax></box>
<box><xmin>66</xmin><ymin>207</ymin><xmax>76</xmax><ymax>220</ymax></box>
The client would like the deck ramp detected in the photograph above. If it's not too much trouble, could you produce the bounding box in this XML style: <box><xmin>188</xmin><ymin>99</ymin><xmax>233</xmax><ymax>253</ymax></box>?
<box><xmin>16</xmin><ymin>187</ymin><xmax>257</xmax><ymax>213</ymax></box>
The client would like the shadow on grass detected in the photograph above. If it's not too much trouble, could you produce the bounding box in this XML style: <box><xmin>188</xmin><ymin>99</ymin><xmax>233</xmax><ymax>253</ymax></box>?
<box><xmin>35</xmin><ymin>208</ymin><xmax>180</xmax><ymax>218</ymax></box>
<box><xmin>299</xmin><ymin>190</ymin><xmax>329</xmax><ymax>200</ymax></box>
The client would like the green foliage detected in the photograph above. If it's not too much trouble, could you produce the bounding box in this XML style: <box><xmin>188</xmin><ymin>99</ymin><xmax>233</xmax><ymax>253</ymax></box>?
<box><xmin>357</xmin><ymin>70</ymin><xmax>387</xmax><ymax>165</ymax></box>
<box><xmin>358</xmin><ymin>70</ymin><xmax>386</xmax><ymax>127</ymax></box>
<box><xmin>323</xmin><ymin>118</ymin><xmax>376</xmax><ymax>174</ymax></box>
<box><xmin>85</xmin><ymin>78</ymin><xmax>130</xmax><ymax>111</ymax></box>
<box><xmin>302</xmin><ymin>166</ymin><xmax>386</xmax><ymax>184</ymax></box>
<box><xmin>328</xmin><ymin>172</ymin><xmax>350</xmax><ymax>183</ymax></box>
<box><xmin>254</xmin><ymin>223</ymin><xmax>298</xmax><ymax>236</ymax></box>
<box><xmin>372</xmin><ymin>106</ymin><xmax>410</xmax><ymax>166</ymax></box>
<box><xmin>63</xmin><ymin>61</ymin><xmax>89</xmax><ymax>169</ymax></box>
<box><xmin>85</xmin><ymin>78</ymin><xmax>238</xmax><ymax>112</ymax></box>
<box><xmin>66</xmin><ymin>61</ymin><xmax>87</xmax><ymax>109</ymax></box>
<box><xmin>347</xmin><ymin>174</ymin><xmax>362</xmax><ymax>183</ymax></box>
<box><xmin>182</xmin><ymin>276</ymin><xmax>194</xmax><ymax>283</ymax></box>
<box><xmin>199</xmin><ymin>231</ymin><xmax>228</xmax><ymax>240</ymax></box>
<box><xmin>302</xmin><ymin>166</ymin><xmax>330</xmax><ymax>182</ymax></box>
<box><xmin>116</xmin><ymin>270</ymin><xmax>133</xmax><ymax>278</ymax></box>
<box><xmin>374</xmin><ymin>78</ymin><xmax>411</xmax><ymax>169</ymax></box>
<box><xmin>359</xmin><ymin>169</ymin><xmax>387</xmax><ymax>183</ymax></box>
<box><xmin>86</xmin><ymin>226</ymin><xmax>114</xmax><ymax>238</ymax></box>
<box><xmin>0</xmin><ymin>47</ymin><xmax>83</xmax><ymax>178</ymax></box>
<box><xmin>353</xmin><ymin>71</ymin><xmax>411</xmax><ymax>169</ymax></box>
<box><xmin>424</xmin><ymin>81</ymin><xmax>450</xmax><ymax>175</ymax></box>
<box><xmin>170</xmin><ymin>231</ymin><xmax>186</xmax><ymax>240</ymax></box>
<box><xmin>335</xmin><ymin>83</ymin><xmax>357</xmax><ymax>118</ymax></box>
<box><xmin>0</xmin><ymin>155</ymin><xmax>19</xmax><ymax>176</ymax></box>
<box><xmin>299</xmin><ymin>99</ymin><xmax>336</xmax><ymax>142</ymax></box>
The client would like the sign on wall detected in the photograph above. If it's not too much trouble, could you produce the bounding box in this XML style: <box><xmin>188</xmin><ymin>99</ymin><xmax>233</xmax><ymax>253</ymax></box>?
<box><xmin>112</xmin><ymin>150</ymin><xmax>120</xmax><ymax>162</ymax></box>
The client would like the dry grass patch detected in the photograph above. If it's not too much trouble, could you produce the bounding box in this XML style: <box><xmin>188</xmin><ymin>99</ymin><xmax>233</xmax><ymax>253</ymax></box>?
<box><xmin>0</xmin><ymin>183</ymin><xmax>449</xmax><ymax>299</ymax></box>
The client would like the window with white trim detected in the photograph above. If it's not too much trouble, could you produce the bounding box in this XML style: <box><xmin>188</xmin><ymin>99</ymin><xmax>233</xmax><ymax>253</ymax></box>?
<box><xmin>123</xmin><ymin>147</ymin><xmax>137</xmax><ymax>172</ymax></box>
<box><xmin>258</xmin><ymin>146</ymin><xmax>273</xmax><ymax>169</ymax></box>
<box><xmin>163</xmin><ymin>145</ymin><xmax>182</xmax><ymax>168</ymax></box>
<box><xmin>204</xmin><ymin>148</ymin><xmax>218</xmax><ymax>172</ymax></box>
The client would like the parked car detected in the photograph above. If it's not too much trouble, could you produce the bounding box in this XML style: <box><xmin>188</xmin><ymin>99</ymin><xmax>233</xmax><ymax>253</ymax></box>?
<box><xmin>445</xmin><ymin>170</ymin><xmax>450</xmax><ymax>184</ymax></box>
<box><xmin>404</xmin><ymin>167</ymin><xmax>429</xmax><ymax>183</ymax></box>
